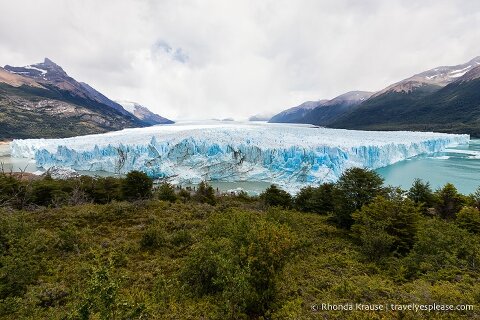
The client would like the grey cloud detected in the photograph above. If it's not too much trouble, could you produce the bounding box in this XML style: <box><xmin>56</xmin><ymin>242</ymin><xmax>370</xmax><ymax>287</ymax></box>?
<box><xmin>152</xmin><ymin>40</ymin><xmax>189</xmax><ymax>63</ymax></box>
<box><xmin>0</xmin><ymin>0</ymin><xmax>479</xmax><ymax>120</ymax></box>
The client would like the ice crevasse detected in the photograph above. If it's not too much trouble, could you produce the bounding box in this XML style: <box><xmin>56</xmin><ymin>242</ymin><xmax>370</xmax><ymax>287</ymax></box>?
<box><xmin>10</xmin><ymin>122</ymin><xmax>470</xmax><ymax>192</ymax></box>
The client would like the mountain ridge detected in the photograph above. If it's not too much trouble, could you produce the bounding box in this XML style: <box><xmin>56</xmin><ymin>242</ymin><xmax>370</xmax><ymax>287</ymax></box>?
<box><xmin>0</xmin><ymin>58</ymin><xmax>164</xmax><ymax>139</ymax></box>
<box><xmin>269</xmin><ymin>91</ymin><xmax>372</xmax><ymax>125</ymax></box>
<box><xmin>330</xmin><ymin>58</ymin><xmax>480</xmax><ymax>136</ymax></box>
<box><xmin>269</xmin><ymin>56</ymin><xmax>480</xmax><ymax>136</ymax></box>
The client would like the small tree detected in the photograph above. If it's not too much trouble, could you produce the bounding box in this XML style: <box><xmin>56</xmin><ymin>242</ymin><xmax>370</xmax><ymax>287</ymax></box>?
<box><xmin>157</xmin><ymin>183</ymin><xmax>177</xmax><ymax>203</ymax></box>
<box><xmin>260</xmin><ymin>185</ymin><xmax>292</xmax><ymax>208</ymax></box>
<box><xmin>456</xmin><ymin>206</ymin><xmax>480</xmax><ymax>234</ymax></box>
<box><xmin>294</xmin><ymin>183</ymin><xmax>335</xmax><ymax>214</ymax></box>
<box><xmin>352</xmin><ymin>193</ymin><xmax>421</xmax><ymax>260</ymax></box>
<box><xmin>407</xmin><ymin>178</ymin><xmax>434</xmax><ymax>213</ymax></box>
<box><xmin>434</xmin><ymin>183</ymin><xmax>464</xmax><ymax>220</ymax></box>
<box><xmin>470</xmin><ymin>186</ymin><xmax>480</xmax><ymax>210</ymax></box>
<box><xmin>97</xmin><ymin>177</ymin><xmax>123</xmax><ymax>203</ymax></box>
<box><xmin>333</xmin><ymin>167</ymin><xmax>384</xmax><ymax>228</ymax></box>
<box><xmin>121</xmin><ymin>171</ymin><xmax>153</xmax><ymax>201</ymax></box>
<box><xmin>0</xmin><ymin>173</ymin><xmax>26</xmax><ymax>209</ymax></box>
<box><xmin>293</xmin><ymin>186</ymin><xmax>314</xmax><ymax>212</ymax></box>
<box><xmin>178</xmin><ymin>189</ymin><xmax>191</xmax><ymax>203</ymax></box>
<box><xmin>194</xmin><ymin>181</ymin><xmax>216</xmax><ymax>205</ymax></box>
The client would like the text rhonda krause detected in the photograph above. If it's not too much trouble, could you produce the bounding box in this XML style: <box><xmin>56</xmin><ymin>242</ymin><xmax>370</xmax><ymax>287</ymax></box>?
<box><xmin>311</xmin><ymin>303</ymin><xmax>474</xmax><ymax>312</ymax></box>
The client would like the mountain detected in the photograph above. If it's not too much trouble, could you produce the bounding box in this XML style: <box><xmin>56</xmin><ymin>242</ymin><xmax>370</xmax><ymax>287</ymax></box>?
<box><xmin>372</xmin><ymin>56</ymin><xmax>480</xmax><ymax>97</ymax></box>
<box><xmin>116</xmin><ymin>100</ymin><xmax>174</xmax><ymax>125</ymax></box>
<box><xmin>301</xmin><ymin>91</ymin><xmax>373</xmax><ymax>126</ymax></box>
<box><xmin>0</xmin><ymin>58</ymin><xmax>149</xmax><ymax>139</ymax></box>
<box><xmin>248</xmin><ymin>112</ymin><xmax>275</xmax><ymax>121</ymax></box>
<box><xmin>269</xmin><ymin>91</ymin><xmax>372</xmax><ymax>126</ymax></box>
<box><xmin>269</xmin><ymin>100</ymin><xmax>328</xmax><ymax>123</ymax></box>
<box><xmin>331</xmin><ymin>58</ymin><xmax>480</xmax><ymax>137</ymax></box>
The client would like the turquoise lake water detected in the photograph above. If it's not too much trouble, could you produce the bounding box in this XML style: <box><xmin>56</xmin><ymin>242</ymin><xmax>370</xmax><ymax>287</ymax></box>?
<box><xmin>376</xmin><ymin>139</ymin><xmax>480</xmax><ymax>194</ymax></box>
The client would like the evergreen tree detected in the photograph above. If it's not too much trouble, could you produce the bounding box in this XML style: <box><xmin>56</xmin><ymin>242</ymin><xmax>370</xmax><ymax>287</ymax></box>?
<box><xmin>471</xmin><ymin>186</ymin><xmax>480</xmax><ymax>210</ymax></box>
<box><xmin>194</xmin><ymin>181</ymin><xmax>216</xmax><ymax>205</ymax></box>
<box><xmin>407</xmin><ymin>178</ymin><xmax>435</xmax><ymax>213</ymax></box>
<box><xmin>434</xmin><ymin>183</ymin><xmax>464</xmax><ymax>220</ymax></box>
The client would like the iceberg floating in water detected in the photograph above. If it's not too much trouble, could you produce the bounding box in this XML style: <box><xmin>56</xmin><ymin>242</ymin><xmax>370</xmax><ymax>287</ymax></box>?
<box><xmin>10</xmin><ymin>122</ymin><xmax>469</xmax><ymax>192</ymax></box>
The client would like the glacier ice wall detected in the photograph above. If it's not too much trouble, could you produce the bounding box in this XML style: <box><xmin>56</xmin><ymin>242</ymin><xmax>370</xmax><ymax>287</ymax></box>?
<box><xmin>10</xmin><ymin>122</ymin><xmax>469</xmax><ymax>192</ymax></box>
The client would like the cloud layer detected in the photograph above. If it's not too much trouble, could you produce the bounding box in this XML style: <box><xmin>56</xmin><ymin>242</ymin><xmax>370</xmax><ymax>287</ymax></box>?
<box><xmin>1</xmin><ymin>0</ymin><xmax>479</xmax><ymax>120</ymax></box>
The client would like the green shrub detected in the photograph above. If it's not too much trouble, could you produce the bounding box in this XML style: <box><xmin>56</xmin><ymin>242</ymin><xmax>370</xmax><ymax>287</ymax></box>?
<box><xmin>121</xmin><ymin>171</ymin><xmax>153</xmax><ymax>201</ymax></box>
<box><xmin>180</xmin><ymin>211</ymin><xmax>298</xmax><ymax>317</ymax></box>
<box><xmin>157</xmin><ymin>183</ymin><xmax>177</xmax><ymax>202</ymax></box>
<box><xmin>456</xmin><ymin>206</ymin><xmax>480</xmax><ymax>234</ymax></box>
<box><xmin>80</xmin><ymin>176</ymin><xmax>123</xmax><ymax>203</ymax></box>
<box><xmin>260</xmin><ymin>185</ymin><xmax>292</xmax><ymax>208</ymax></box>
<box><xmin>0</xmin><ymin>174</ymin><xmax>25</xmax><ymax>208</ymax></box>
<box><xmin>170</xmin><ymin>229</ymin><xmax>193</xmax><ymax>248</ymax></box>
<box><xmin>30</xmin><ymin>177</ymin><xmax>72</xmax><ymax>207</ymax></box>
<box><xmin>178</xmin><ymin>189</ymin><xmax>191</xmax><ymax>203</ymax></box>
<box><xmin>77</xmin><ymin>257</ymin><xmax>119</xmax><ymax>320</ymax></box>
<box><xmin>55</xmin><ymin>226</ymin><xmax>80</xmax><ymax>252</ymax></box>
<box><xmin>470</xmin><ymin>186</ymin><xmax>480</xmax><ymax>209</ymax></box>
<box><xmin>28</xmin><ymin>282</ymin><xmax>69</xmax><ymax>308</ymax></box>
<box><xmin>294</xmin><ymin>183</ymin><xmax>335</xmax><ymax>214</ymax></box>
<box><xmin>0</xmin><ymin>229</ymin><xmax>51</xmax><ymax>298</ymax></box>
<box><xmin>140</xmin><ymin>225</ymin><xmax>167</xmax><ymax>250</ymax></box>
<box><xmin>352</xmin><ymin>193</ymin><xmax>421</xmax><ymax>260</ymax></box>
<box><xmin>404</xmin><ymin>218</ymin><xmax>480</xmax><ymax>278</ymax></box>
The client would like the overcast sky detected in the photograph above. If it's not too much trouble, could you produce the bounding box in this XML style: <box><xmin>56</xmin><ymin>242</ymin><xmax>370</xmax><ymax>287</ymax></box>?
<box><xmin>1</xmin><ymin>0</ymin><xmax>479</xmax><ymax>120</ymax></box>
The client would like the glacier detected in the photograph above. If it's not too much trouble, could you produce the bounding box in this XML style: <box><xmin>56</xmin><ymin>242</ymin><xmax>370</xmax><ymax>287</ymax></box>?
<box><xmin>10</xmin><ymin>122</ymin><xmax>469</xmax><ymax>192</ymax></box>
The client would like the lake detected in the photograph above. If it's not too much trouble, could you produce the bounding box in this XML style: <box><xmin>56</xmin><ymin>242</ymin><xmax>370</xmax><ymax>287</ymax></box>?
<box><xmin>377</xmin><ymin>139</ymin><xmax>480</xmax><ymax>194</ymax></box>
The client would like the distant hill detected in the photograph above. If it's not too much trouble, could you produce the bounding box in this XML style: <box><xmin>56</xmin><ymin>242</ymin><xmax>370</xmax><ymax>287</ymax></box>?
<box><xmin>269</xmin><ymin>56</ymin><xmax>480</xmax><ymax>136</ymax></box>
<box><xmin>0</xmin><ymin>58</ymin><xmax>170</xmax><ymax>139</ymax></box>
<box><xmin>116</xmin><ymin>100</ymin><xmax>174</xmax><ymax>125</ymax></box>
<box><xmin>269</xmin><ymin>91</ymin><xmax>372</xmax><ymax>126</ymax></box>
<box><xmin>330</xmin><ymin>57</ymin><xmax>480</xmax><ymax>136</ymax></box>
<box><xmin>269</xmin><ymin>100</ymin><xmax>328</xmax><ymax>123</ymax></box>
<box><xmin>248</xmin><ymin>112</ymin><xmax>276</xmax><ymax>121</ymax></box>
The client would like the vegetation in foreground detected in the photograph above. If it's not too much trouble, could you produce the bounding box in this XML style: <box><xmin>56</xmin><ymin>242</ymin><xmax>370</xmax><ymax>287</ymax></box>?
<box><xmin>0</xmin><ymin>169</ymin><xmax>479</xmax><ymax>319</ymax></box>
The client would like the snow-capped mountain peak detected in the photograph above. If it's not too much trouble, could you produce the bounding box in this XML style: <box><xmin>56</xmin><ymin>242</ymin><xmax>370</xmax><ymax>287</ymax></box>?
<box><xmin>373</xmin><ymin>56</ymin><xmax>480</xmax><ymax>97</ymax></box>
<box><xmin>115</xmin><ymin>100</ymin><xmax>174</xmax><ymax>125</ymax></box>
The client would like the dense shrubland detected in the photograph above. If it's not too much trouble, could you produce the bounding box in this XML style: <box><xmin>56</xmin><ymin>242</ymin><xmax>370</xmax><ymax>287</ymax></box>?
<box><xmin>0</xmin><ymin>169</ymin><xmax>479</xmax><ymax>319</ymax></box>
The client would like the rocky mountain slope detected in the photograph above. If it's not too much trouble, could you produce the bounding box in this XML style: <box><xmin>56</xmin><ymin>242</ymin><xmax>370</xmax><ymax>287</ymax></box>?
<box><xmin>0</xmin><ymin>58</ymin><xmax>172</xmax><ymax>140</ymax></box>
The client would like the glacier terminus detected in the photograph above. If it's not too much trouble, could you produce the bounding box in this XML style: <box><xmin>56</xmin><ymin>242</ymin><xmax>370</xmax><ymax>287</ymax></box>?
<box><xmin>10</xmin><ymin>122</ymin><xmax>470</xmax><ymax>193</ymax></box>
